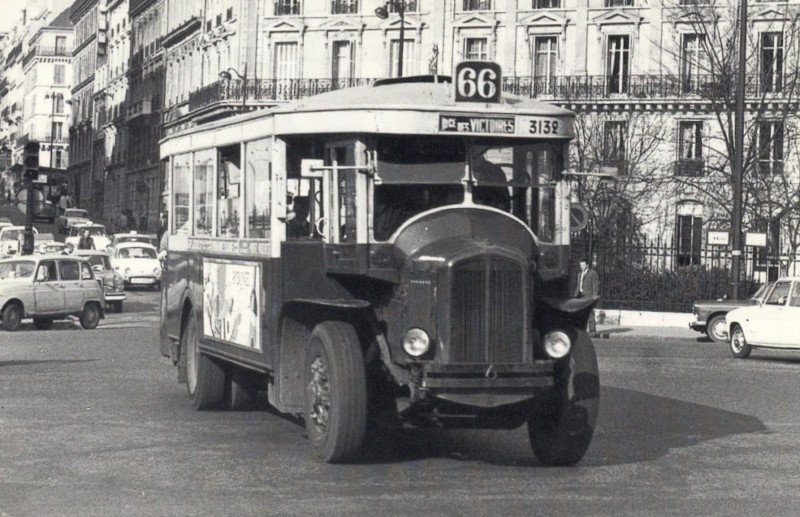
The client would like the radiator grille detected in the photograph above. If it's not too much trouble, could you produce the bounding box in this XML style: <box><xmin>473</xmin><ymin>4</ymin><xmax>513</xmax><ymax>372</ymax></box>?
<box><xmin>450</xmin><ymin>257</ymin><xmax>525</xmax><ymax>363</ymax></box>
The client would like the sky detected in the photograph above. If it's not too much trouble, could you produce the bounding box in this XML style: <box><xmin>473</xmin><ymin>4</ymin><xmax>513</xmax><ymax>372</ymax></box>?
<box><xmin>0</xmin><ymin>1</ymin><xmax>25</xmax><ymax>35</ymax></box>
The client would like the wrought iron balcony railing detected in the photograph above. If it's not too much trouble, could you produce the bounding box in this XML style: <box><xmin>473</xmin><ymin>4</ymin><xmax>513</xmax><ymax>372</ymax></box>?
<box><xmin>331</xmin><ymin>0</ymin><xmax>358</xmax><ymax>14</ymax></box>
<box><xmin>22</xmin><ymin>46</ymin><xmax>72</xmax><ymax>67</ymax></box>
<box><xmin>502</xmin><ymin>74</ymin><xmax>769</xmax><ymax>101</ymax></box>
<box><xmin>188</xmin><ymin>78</ymin><xmax>377</xmax><ymax>111</ymax></box>
<box><xmin>275</xmin><ymin>0</ymin><xmax>301</xmax><ymax>15</ymax></box>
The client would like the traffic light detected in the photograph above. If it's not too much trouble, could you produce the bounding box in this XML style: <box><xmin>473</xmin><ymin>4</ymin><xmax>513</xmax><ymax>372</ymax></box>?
<box><xmin>23</xmin><ymin>141</ymin><xmax>40</xmax><ymax>181</ymax></box>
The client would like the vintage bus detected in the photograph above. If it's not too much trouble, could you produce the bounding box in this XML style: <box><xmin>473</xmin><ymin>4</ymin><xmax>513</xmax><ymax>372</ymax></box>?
<box><xmin>158</xmin><ymin>63</ymin><xmax>599</xmax><ymax>465</ymax></box>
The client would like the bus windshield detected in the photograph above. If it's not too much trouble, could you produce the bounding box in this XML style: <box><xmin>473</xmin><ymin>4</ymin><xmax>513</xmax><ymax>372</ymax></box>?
<box><xmin>373</xmin><ymin>136</ymin><xmax>562</xmax><ymax>241</ymax></box>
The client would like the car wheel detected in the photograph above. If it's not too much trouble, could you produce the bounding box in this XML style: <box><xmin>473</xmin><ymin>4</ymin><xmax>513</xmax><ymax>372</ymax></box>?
<box><xmin>111</xmin><ymin>301</ymin><xmax>123</xmax><ymax>313</ymax></box>
<box><xmin>304</xmin><ymin>321</ymin><xmax>368</xmax><ymax>463</ymax></box>
<box><xmin>184</xmin><ymin>312</ymin><xmax>226</xmax><ymax>410</ymax></box>
<box><xmin>706</xmin><ymin>315</ymin><xmax>728</xmax><ymax>343</ymax></box>
<box><xmin>79</xmin><ymin>302</ymin><xmax>101</xmax><ymax>329</ymax></box>
<box><xmin>33</xmin><ymin>317</ymin><xmax>54</xmax><ymax>330</ymax></box>
<box><xmin>730</xmin><ymin>324</ymin><xmax>752</xmax><ymax>359</ymax></box>
<box><xmin>528</xmin><ymin>329</ymin><xmax>600</xmax><ymax>466</ymax></box>
<box><xmin>2</xmin><ymin>303</ymin><xmax>23</xmax><ymax>332</ymax></box>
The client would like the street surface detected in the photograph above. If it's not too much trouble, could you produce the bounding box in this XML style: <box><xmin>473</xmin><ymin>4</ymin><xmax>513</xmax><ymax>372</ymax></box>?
<box><xmin>2</xmin><ymin>205</ymin><xmax>799</xmax><ymax>515</ymax></box>
<box><xmin>2</xmin><ymin>285</ymin><xmax>800</xmax><ymax>516</ymax></box>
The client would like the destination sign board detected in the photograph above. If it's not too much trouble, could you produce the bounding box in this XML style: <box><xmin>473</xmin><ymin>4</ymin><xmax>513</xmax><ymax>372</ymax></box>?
<box><xmin>439</xmin><ymin>115</ymin><xmax>515</xmax><ymax>135</ymax></box>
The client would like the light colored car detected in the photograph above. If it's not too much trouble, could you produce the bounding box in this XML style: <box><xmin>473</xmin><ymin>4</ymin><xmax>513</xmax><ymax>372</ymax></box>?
<box><xmin>57</xmin><ymin>208</ymin><xmax>90</xmax><ymax>235</ymax></box>
<box><xmin>728</xmin><ymin>277</ymin><xmax>800</xmax><ymax>358</ymax></box>
<box><xmin>72</xmin><ymin>249</ymin><xmax>126</xmax><ymax>312</ymax></box>
<box><xmin>0</xmin><ymin>225</ymin><xmax>39</xmax><ymax>258</ymax></box>
<box><xmin>112</xmin><ymin>242</ymin><xmax>162</xmax><ymax>289</ymax></box>
<box><xmin>33</xmin><ymin>234</ymin><xmax>71</xmax><ymax>255</ymax></box>
<box><xmin>65</xmin><ymin>223</ymin><xmax>111</xmax><ymax>251</ymax></box>
<box><xmin>0</xmin><ymin>254</ymin><xmax>105</xmax><ymax>331</ymax></box>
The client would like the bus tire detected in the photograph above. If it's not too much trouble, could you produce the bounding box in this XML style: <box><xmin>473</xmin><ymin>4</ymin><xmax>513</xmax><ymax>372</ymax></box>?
<box><xmin>528</xmin><ymin>329</ymin><xmax>599</xmax><ymax>466</ymax></box>
<box><xmin>303</xmin><ymin>321</ymin><xmax>367</xmax><ymax>463</ymax></box>
<box><xmin>184</xmin><ymin>312</ymin><xmax>226</xmax><ymax>410</ymax></box>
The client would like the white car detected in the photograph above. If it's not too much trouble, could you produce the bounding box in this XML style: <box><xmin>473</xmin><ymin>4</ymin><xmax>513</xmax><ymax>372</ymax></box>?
<box><xmin>112</xmin><ymin>242</ymin><xmax>162</xmax><ymax>289</ymax></box>
<box><xmin>0</xmin><ymin>226</ymin><xmax>38</xmax><ymax>258</ymax></box>
<box><xmin>66</xmin><ymin>223</ymin><xmax>111</xmax><ymax>252</ymax></box>
<box><xmin>58</xmin><ymin>208</ymin><xmax>91</xmax><ymax>234</ymax></box>
<box><xmin>728</xmin><ymin>277</ymin><xmax>800</xmax><ymax>358</ymax></box>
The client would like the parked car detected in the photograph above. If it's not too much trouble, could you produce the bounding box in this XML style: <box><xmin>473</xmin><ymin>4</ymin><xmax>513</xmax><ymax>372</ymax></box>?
<box><xmin>111</xmin><ymin>242</ymin><xmax>162</xmax><ymax>289</ymax></box>
<box><xmin>728</xmin><ymin>278</ymin><xmax>800</xmax><ymax>358</ymax></box>
<box><xmin>57</xmin><ymin>208</ymin><xmax>90</xmax><ymax>234</ymax></box>
<box><xmin>690</xmin><ymin>283</ymin><xmax>773</xmax><ymax>343</ymax></box>
<box><xmin>0</xmin><ymin>254</ymin><xmax>105</xmax><ymax>331</ymax></box>
<box><xmin>0</xmin><ymin>225</ymin><xmax>38</xmax><ymax>258</ymax></box>
<box><xmin>110</xmin><ymin>231</ymin><xmax>158</xmax><ymax>248</ymax></box>
<box><xmin>65</xmin><ymin>223</ymin><xmax>111</xmax><ymax>251</ymax></box>
<box><xmin>72</xmin><ymin>249</ymin><xmax>126</xmax><ymax>312</ymax></box>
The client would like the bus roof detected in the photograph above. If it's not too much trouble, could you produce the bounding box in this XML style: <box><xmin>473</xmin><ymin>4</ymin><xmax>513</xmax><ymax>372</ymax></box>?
<box><xmin>161</xmin><ymin>79</ymin><xmax>576</xmax><ymax>156</ymax></box>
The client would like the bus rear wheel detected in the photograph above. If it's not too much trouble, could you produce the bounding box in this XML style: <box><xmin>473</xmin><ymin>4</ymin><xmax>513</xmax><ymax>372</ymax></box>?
<box><xmin>528</xmin><ymin>329</ymin><xmax>599</xmax><ymax>466</ymax></box>
<box><xmin>184</xmin><ymin>312</ymin><xmax>226</xmax><ymax>410</ymax></box>
<box><xmin>303</xmin><ymin>321</ymin><xmax>367</xmax><ymax>463</ymax></box>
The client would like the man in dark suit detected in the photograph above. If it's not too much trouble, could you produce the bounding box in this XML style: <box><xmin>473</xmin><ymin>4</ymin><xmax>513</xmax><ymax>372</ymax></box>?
<box><xmin>576</xmin><ymin>258</ymin><xmax>600</xmax><ymax>334</ymax></box>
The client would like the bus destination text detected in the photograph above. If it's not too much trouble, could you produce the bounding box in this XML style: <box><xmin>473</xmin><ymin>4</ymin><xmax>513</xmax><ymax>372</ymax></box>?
<box><xmin>439</xmin><ymin>115</ymin><xmax>515</xmax><ymax>135</ymax></box>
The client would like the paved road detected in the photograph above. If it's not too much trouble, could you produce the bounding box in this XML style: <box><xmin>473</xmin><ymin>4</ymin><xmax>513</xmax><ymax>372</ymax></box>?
<box><xmin>2</xmin><ymin>290</ymin><xmax>800</xmax><ymax>515</ymax></box>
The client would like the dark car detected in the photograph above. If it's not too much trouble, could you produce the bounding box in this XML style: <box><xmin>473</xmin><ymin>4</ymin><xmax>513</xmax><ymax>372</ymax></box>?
<box><xmin>690</xmin><ymin>283</ymin><xmax>772</xmax><ymax>343</ymax></box>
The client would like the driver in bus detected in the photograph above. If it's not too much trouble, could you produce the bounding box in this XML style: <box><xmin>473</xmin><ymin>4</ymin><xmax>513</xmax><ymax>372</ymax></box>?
<box><xmin>286</xmin><ymin>196</ymin><xmax>311</xmax><ymax>239</ymax></box>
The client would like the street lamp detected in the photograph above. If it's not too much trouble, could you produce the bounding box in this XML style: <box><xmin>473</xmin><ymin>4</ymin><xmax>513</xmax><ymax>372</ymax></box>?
<box><xmin>45</xmin><ymin>92</ymin><xmax>64</xmax><ymax>169</ymax></box>
<box><xmin>375</xmin><ymin>1</ymin><xmax>412</xmax><ymax>78</ymax></box>
<box><xmin>219</xmin><ymin>64</ymin><xmax>248</xmax><ymax>110</ymax></box>
<box><xmin>731</xmin><ymin>0</ymin><xmax>747</xmax><ymax>299</ymax></box>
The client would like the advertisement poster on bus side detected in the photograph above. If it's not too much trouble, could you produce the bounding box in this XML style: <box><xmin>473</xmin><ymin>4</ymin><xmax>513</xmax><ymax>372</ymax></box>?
<box><xmin>202</xmin><ymin>258</ymin><xmax>261</xmax><ymax>350</ymax></box>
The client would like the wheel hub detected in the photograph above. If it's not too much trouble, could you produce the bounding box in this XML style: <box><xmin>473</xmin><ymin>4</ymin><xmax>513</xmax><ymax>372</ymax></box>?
<box><xmin>307</xmin><ymin>356</ymin><xmax>331</xmax><ymax>434</ymax></box>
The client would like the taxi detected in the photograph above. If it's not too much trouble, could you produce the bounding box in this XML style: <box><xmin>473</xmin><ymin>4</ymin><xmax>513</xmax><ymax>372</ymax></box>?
<box><xmin>112</xmin><ymin>242</ymin><xmax>162</xmax><ymax>289</ymax></box>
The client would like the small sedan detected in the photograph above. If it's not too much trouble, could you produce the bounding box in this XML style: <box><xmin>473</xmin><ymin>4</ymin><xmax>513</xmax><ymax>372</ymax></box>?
<box><xmin>58</xmin><ymin>208</ymin><xmax>90</xmax><ymax>235</ymax></box>
<box><xmin>728</xmin><ymin>277</ymin><xmax>800</xmax><ymax>358</ymax></box>
<box><xmin>72</xmin><ymin>250</ymin><xmax>126</xmax><ymax>313</ymax></box>
<box><xmin>112</xmin><ymin>242</ymin><xmax>162</xmax><ymax>289</ymax></box>
<box><xmin>0</xmin><ymin>254</ymin><xmax>106</xmax><ymax>331</ymax></box>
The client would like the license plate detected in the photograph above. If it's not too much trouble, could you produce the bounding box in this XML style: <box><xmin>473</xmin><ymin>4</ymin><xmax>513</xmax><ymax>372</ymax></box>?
<box><xmin>130</xmin><ymin>277</ymin><xmax>154</xmax><ymax>284</ymax></box>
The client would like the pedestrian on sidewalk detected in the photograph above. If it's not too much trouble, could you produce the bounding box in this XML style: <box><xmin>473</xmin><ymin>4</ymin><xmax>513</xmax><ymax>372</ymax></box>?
<box><xmin>575</xmin><ymin>257</ymin><xmax>600</xmax><ymax>335</ymax></box>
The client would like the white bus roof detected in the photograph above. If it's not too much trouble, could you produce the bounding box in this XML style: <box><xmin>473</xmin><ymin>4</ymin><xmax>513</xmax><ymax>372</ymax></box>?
<box><xmin>161</xmin><ymin>79</ymin><xmax>575</xmax><ymax>157</ymax></box>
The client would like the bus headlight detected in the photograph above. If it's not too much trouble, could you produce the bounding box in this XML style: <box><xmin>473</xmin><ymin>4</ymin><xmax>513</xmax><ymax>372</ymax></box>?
<box><xmin>402</xmin><ymin>328</ymin><xmax>431</xmax><ymax>357</ymax></box>
<box><xmin>543</xmin><ymin>330</ymin><xmax>571</xmax><ymax>359</ymax></box>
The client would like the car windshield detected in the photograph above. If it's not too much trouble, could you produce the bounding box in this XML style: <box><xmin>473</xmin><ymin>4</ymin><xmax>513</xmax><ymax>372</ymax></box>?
<box><xmin>1</xmin><ymin>229</ymin><xmax>21</xmax><ymax>241</ymax></box>
<box><xmin>0</xmin><ymin>260</ymin><xmax>36</xmax><ymax>280</ymax></box>
<box><xmin>82</xmin><ymin>255</ymin><xmax>111</xmax><ymax>269</ymax></box>
<box><xmin>751</xmin><ymin>283</ymin><xmax>772</xmax><ymax>301</ymax></box>
<box><xmin>66</xmin><ymin>210</ymin><xmax>89</xmax><ymax>218</ymax></box>
<box><xmin>119</xmin><ymin>246</ymin><xmax>156</xmax><ymax>259</ymax></box>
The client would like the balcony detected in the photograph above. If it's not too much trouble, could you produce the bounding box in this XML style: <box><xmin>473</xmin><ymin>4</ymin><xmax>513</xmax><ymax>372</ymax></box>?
<box><xmin>188</xmin><ymin>77</ymin><xmax>377</xmax><ymax>112</ymax></box>
<box><xmin>20</xmin><ymin>132</ymin><xmax>70</xmax><ymax>145</ymax></box>
<box><xmin>502</xmin><ymin>74</ymin><xmax>764</xmax><ymax>101</ymax></box>
<box><xmin>22</xmin><ymin>46</ymin><xmax>72</xmax><ymax>67</ymax></box>
<box><xmin>127</xmin><ymin>99</ymin><xmax>153</xmax><ymax>120</ymax></box>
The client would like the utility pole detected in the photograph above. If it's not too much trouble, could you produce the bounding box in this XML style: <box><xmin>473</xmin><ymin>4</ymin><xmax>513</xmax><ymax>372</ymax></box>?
<box><xmin>731</xmin><ymin>0</ymin><xmax>747</xmax><ymax>299</ymax></box>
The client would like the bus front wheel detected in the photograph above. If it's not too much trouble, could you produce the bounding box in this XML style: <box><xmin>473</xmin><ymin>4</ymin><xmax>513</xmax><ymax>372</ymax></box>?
<box><xmin>303</xmin><ymin>321</ymin><xmax>367</xmax><ymax>463</ymax></box>
<box><xmin>528</xmin><ymin>330</ymin><xmax>599</xmax><ymax>466</ymax></box>
<box><xmin>184</xmin><ymin>312</ymin><xmax>226</xmax><ymax>410</ymax></box>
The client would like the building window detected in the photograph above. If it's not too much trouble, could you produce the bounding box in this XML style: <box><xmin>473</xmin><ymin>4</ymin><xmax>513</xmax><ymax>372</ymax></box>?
<box><xmin>676</xmin><ymin>212</ymin><xmax>702</xmax><ymax>267</ymax></box>
<box><xmin>760</xmin><ymin>32</ymin><xmax>783</xmax><ymax>93</ymax></box>
<box><xmin>462</xmin><ymin>0</ymin><xmax>493</xmax><ymax>9</ymax></box>
<box><xmin>206</xmin><ymin>20</ymin><xmax>212</xmax><ymax>32</ymax></box>
<box><xmin>606</xmin><ymin>0</ymin><xmax>633</xmax><ymax>6</ymax></box>
<box><xmin>275</xmin><ymin>0</ymin><xmax>301</xmax><ymax>15</ymax></box>
<box><xmin>55</xmin><ymin>96</ymin><xmax>65</xmax><ymax>113</ymax></box>
<box><xmin>55</xmin><ymin>149</ymin><xmax>64</xmax><ymax>169</ymax></box>
<box><xmin>758</xmin><ymin>121</ymin><xmax>784</xmax><ymax>175</ymax></box>
<box><xmin>216</xmin><ymin>14</ymin><xmax>222</xmax><ymax>26</ymax></box>
<box><xmin>464</xmin><ymin>37</ymin><xmax>489</xmax><ymax>61</ymax></box>
<box><xmin>54</xmin><ymin>65</ymin><xmax>65</xmax><ymax>85</ymax></box>
<box><xmin>388</xmin><ymin>0</ymin><xmax>417</xmax><ymax>12</ymax></box>
<box><xmin>533</xmin><ymin>36</ymin><xmax>558</xmax><ymax>94</ymax></box>
<box><xmin>681</xmin><ymin>34</ymin><xmax>707</xmax><ymax>94</ymax></box>
<box><xmin>226</xmin><ymin>7</ymin><xmax>233</xmax><ymax>20</ymax></box>
<box><xmin>331</xmin><ymin>0</ymin><xmax>358</xmax><ymax>14</ymax></box>
<box><xmin>55</xmin><ymin>36</ymin><xmax>67</xmax><ymax>55</ymax></box>
<box><xmin>603</xmin><ymin>121</ymin><xmax>627</xmax><ymax>175</ymax></box>
<box><xmin>677</xmin><ymin>121</ymin><xmax>703</xmax><ymax>176</ymax></box>
<box><xmin>389</xmin><ymin>39</ymin><xmax>415</xmax><ymax>78</ymax></box>
<box><xmin>606</xmin><ymin>35</ymin><xmax>630</xmax><ymax>94</ymax></box>
<box><xmin>533</xmin><ymin>0</ymin><xmax>560</xmax><ymax>7</ymax></box>
<box><xmin>332</xmin><ymin>41</ymin><xmax>355</xmax><ymax>85</ymax></box>
<box><xmin>52</xmin><ymin>122</ymin><xmax>64</xmax><ymax>141</ymax></box>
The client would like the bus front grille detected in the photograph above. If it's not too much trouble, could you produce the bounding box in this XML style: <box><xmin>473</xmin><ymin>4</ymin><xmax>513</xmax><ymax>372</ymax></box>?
<box><xmin>450</xmin><ymin>257</ymin><xmax>525</xmax><ymax>363</ymax></box>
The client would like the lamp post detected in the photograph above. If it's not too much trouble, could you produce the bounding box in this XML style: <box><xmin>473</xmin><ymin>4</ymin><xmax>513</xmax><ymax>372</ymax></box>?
<box><xmin>731</xmin><ymin>0</ymin><xmax>747</xmax><ymax>299</ymax></box>
<box><xmin>219</xmin><ymin>64</ymin><xmax>248</xmax><ymax>110</ymax></box>
<box><xmin>375</xmin><ymin>1</ymin><xmax>411</xmax><ymax>78</ymax></box>
<box><xmin>45</xmin><ymin>92</ymin><xmax>63</xmax><ymax>170</ymax></box>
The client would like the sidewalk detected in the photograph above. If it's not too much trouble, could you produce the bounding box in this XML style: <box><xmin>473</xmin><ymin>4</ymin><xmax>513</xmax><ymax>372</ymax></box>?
<box><xmin>594</xmin><ymin>308</ymin><xmax>700</xmax><ymax>340</ymax></box>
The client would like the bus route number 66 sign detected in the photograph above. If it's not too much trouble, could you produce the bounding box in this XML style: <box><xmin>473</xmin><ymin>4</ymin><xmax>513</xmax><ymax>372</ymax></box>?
<box><xmin>455</xmin><ymin>61</ymin><xmax>502</xmax><ymax>103</ymax></box>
